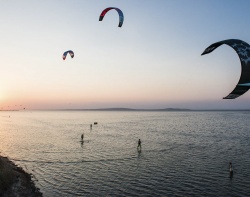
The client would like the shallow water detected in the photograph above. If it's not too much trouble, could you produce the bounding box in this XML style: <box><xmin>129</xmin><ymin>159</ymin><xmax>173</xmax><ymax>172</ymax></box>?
<box><xmin>0</xmin><ymin>111</ymin><xmax>250</xmax><ymax>196</ymax></box>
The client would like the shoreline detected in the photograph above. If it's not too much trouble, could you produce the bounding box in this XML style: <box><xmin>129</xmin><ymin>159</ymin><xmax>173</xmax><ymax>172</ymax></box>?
<box><xmin>0</xmin><ymin>156</ymin><xmax>42</xmax><ymax>197</ymax></box>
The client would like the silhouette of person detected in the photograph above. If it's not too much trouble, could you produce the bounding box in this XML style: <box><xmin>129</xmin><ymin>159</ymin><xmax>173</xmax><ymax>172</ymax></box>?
<box><xmin>137</xmin><ymin>139</ymin><xmax>141</xmax><ymax>150</ymax></box>
<box><xmin>81</xmin><ymin>133</ymin><xmax>84</xmax><ymax>141</ymax></box>
<box><xmin>229</xmin><ymin>162</ymin><xmax>233</xmax><ymax>172</ymax></box>
<box><xmin>229</xmin><ymin>162</ymin><xmax>233</xmax><ymax>178</ymax></box>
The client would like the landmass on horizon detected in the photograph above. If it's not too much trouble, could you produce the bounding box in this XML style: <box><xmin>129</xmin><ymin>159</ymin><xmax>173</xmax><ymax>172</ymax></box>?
<box><xmin>3</xmin><ymin>108</ymin><xmax>188</xmax><ymax>111</ymax></box>
<box><xmin>69</xmin><ymin>108</ymin><xmax>191</xmax><ymax>111</ymax></box>
<box><xmin>35</xmin><ymin>108</ymin><xmax>250</xmax><ymax>111</ymax></box>
<box><xmin>2</xmin><ymin>108</ymin><xmax>250</xmax><ymax>111</ymax></box>
<box><xmin>0</xmin><ymin>108</ymin><xmax>190</xmax><ymax>111</ymax></box>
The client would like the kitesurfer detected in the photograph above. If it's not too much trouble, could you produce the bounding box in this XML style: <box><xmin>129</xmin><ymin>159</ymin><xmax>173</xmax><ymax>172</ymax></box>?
<box><xmin>229</xmin><ymin>162</ymin><xmax>233</xmax><ymax>172</ymax></box>
<box><xmin>229</xmin><ymin>162</ymin><xmax>233</xmax><ymax>178</ymax></box>
<box><xmin>137</xmin><ymin>139</ymin><xmax>141</xmax><ymax>150</ymax></box>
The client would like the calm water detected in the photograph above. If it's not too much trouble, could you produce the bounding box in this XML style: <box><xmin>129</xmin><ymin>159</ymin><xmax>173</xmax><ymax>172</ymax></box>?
<box><xmin>0</xmin><ymin>111</ymin><xmax>250</xmax><ymax>196</ymax></box>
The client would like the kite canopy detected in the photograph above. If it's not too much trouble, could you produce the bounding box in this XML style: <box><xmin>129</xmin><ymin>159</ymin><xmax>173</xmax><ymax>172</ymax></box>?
<box><xmin>201</xmin><ymin>39</ymin><xmax>250</xmax><ymax>99</ymax></box>
<box><xmin>99</xmin><ymin>7</ymin><xmax>124</xmax><ymax>27</ymax></box>
<box><xmin>63</xmin><ymin>50</ymin><xmax>74</xmax><ymax>60</ymax></box>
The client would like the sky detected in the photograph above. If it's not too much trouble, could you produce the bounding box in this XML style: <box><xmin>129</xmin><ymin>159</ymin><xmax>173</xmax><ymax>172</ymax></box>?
<box><xmin>1</xmin><ymin>0</ymin><xmax>250</xmax><ymax>110</ymax></box>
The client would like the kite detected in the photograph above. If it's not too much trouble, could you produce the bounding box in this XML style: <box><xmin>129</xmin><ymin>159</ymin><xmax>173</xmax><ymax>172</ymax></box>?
<box><xmin>63</xmin><ymin>50</ymin><xmax>74</xmax><ymax>60</ymax></box>
<box><xmin>201</xmin><ymin>39</ymin><xmax>250</xmax><ymax>99</ymax></box>
<box><xmin>99</xmin><ymin>7</ymin><xmax>124</xmax><ymax>27</ymax></box>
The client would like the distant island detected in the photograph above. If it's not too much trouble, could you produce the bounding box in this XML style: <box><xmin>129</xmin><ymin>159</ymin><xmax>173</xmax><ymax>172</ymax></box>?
<box><xmin>50</xmin><ymin>108</ymin><xmax>250</xmax><ymax>111</ymax></box>
<box><xmin>59</xmin><ymin>108</ymin><xmax>191</xmax><ymax>111</ymax></box>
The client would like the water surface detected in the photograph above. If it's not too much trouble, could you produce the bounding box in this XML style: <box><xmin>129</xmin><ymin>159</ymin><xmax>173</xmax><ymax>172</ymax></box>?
<box><xmin>0</xmin><ymin>111</ymin><xmax>250</xmax><ymax>196</ymax></box>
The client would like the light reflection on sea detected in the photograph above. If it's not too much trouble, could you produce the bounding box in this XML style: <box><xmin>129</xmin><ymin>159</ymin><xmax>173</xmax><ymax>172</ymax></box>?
<box><xmin>0</xmin><ymin>111</ymin><xmax>250</xmax><ymax>196</ymax></box>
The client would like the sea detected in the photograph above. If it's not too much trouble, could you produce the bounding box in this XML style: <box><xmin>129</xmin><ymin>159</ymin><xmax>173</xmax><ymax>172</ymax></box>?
<box><xmin>0</xmin><ymin>110</ymin><xmax>250</xmax><ymax>197</ymax></box>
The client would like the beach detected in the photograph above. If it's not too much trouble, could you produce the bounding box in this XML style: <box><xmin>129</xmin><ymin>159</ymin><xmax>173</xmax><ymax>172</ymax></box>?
<box><xmin>0</xmin><ymin>156</ymin><xmax>42</xmax><ymax>196</ymax></box>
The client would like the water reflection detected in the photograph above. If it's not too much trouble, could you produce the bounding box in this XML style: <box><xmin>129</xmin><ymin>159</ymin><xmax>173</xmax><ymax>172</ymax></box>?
<box><xmin>229</xmin><ymin>171</ymin><xmax>234</xmax><ymax>179</ymax></box>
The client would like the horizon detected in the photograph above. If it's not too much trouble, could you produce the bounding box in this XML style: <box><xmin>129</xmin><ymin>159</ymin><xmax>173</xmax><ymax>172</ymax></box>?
<box><xmin>1</xmin><ymin>107</ymin><xmax>250</xmax><ymax>111</ymax></box>
<box><xmin>1</xmin><ymin>0</ymin><xmax>250</xmax><ymax>110</ymax></box>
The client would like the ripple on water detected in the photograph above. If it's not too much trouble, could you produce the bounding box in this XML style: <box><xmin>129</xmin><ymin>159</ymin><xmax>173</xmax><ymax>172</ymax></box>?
<box><xmin>1</xmin><ymin>111</ymin><xmax>250</xmax><ymax>196</ymax></box>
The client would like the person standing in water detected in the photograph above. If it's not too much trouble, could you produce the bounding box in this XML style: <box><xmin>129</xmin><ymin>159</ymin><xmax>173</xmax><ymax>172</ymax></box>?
<box><xmin>90</xmin><ymin>124</ymin><xmax>92</xmax><ymax>130</ymax></box>
<box><xmin>229</xmin><ymin>162</ymin><xmax>233</xmax><ymax>172</ymax></box>
<box><xmin>81</xmin><ymin>133</ymin><xmax>84</xmax><ymax>141</ymax></box>
<box><xmin>137</xmin><ymin>139</ymin><xmax>141</xmax><ymax>150</ymax></box>
<box><xmin>229</xmin><ymin>162</ymin><xmax>233</xmax><ymax>178</ymax></box>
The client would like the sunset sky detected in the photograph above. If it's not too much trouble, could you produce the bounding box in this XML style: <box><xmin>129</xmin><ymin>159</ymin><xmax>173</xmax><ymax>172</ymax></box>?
<box><xmin>1</xmin><ymin>0</ymin><xmax>250</xmax><ymax>110</ymax></box>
